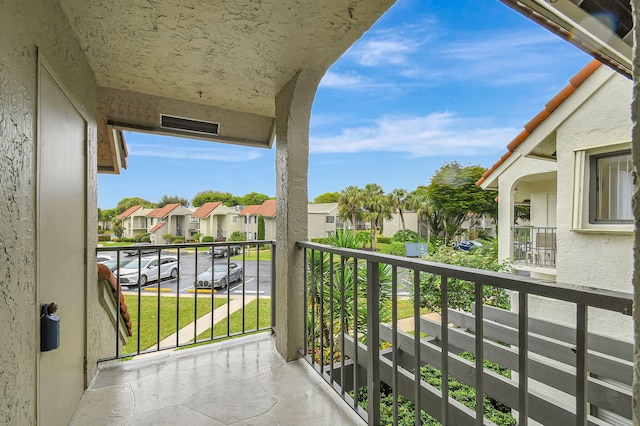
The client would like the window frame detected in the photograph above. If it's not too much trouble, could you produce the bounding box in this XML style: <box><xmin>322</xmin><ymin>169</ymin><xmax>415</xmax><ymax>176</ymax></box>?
<box><xmin>588</xmin><ymin>149</ymin><xmax>633</xmax><ymax>224</ymax></box>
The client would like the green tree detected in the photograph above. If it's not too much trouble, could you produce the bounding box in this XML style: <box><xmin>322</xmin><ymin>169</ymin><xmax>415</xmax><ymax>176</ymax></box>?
<box><xmin>116</xmin><ymin>197</ymin><xmax>155</xmax><ymax>214</ymax></box>
<box><xmin>257</xmin><ymin>215</ymin><xmax>265</xmax><ymax>240</ymax></box>
<box><xmin>313</xmin><ymin>192</ymin><xmax>340</xmax><ymax>203</ymax></box>
<box><xmin>228</xmin><ymin>230</ymin><xmax>246</xmax><ymax>242</ymax></box>
<box><xmin>360</xmin><ymin>184</ymin><xmax>391</xmax><ymax>249</ymax></box>
<box><xmin>112</xmin><ymin>219</ymin><xmax>124</xmax><ymax>239</ymax></box>
<box><xmin>426</xmin><ymin>162</ymin><xmax>497</xmax><ymax>244</ymax></box>
<box><xmin>191</xmin><ymin>190</ymin><xmax>238</xmax><ymax>207</ymax></box>
<box><xmin>238</xmin><ymin>192</ymin><xmax>270</xmax><ymax>206</ymax></box>
<box><xmin>388</xmin><ymin>188</ymin><xmax>410</xmax><ymax>241</ymax></box>
<box><xmin>410</xmin><ymin>188</ymin><xmax>443</xmax><ymax>241</ymax></box>
<box><xmin>98</xmin><ymin>207</ymin><xmax>118</xmax><ymax>230</ymax></box>
<box><xmin>158</xmin><ymin>194</ymin><xmax>189</xmax><ymax>207</ymax></box>
<box><xmin>338</xmin><ymin>185</ymin><xmax>363</xmax><ymax>235</ymax></box>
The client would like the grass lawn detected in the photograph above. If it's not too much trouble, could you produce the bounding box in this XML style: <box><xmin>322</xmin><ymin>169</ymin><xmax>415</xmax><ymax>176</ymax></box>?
<box><xmin>195</xmin><ymin>298</ymin><xmax>272</xmax><ymax>341</ymax></box>
<box><xmin>99</xmin><ymin>241</ymin><xmax>136</xmax><ymax>247</ymax></box>
<box><xmin>376</xmin><ymin>242</ymin><xmax>392</xmax><ymax>254</ymax></box>
<box><xmin>396</xmin><ymin>298</ymin><xmax>429</xmax><ymax>319</ymax></box>
<box><xmin>231</xmin><ymin>247</ymin><xmax>272</xmax><ymax>261</ymax></box>
<box><xmin>123</xmin><ymin>294</ymin><xmax>227</xmax><ymax>354</ymax></box>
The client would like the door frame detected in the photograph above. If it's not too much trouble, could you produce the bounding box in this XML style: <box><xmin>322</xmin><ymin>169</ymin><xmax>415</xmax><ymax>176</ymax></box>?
<box><xmin>36</xmin><ymin>51</ymin><xmax>90</xmax><ymax>423</ymax></box>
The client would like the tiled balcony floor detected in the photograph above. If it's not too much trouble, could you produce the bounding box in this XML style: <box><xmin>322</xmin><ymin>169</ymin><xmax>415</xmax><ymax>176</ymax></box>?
<box><xmin>71</xmin><ymin>333</ymin><xmax>365</xmax><ymax>425</ymax></box>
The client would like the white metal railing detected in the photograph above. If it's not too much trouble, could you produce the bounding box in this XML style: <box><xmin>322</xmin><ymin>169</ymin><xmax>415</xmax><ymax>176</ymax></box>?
<box><xmin>513</xmin><ymin>226</ymin><xmax>557</xmax><ymax>268</ymax></box>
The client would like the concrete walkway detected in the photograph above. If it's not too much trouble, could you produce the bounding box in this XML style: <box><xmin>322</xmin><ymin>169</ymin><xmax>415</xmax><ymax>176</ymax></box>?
<box><xmin>157</xmin><ymin>295</ymin><xmax>255</xmax><ymax>350</ymax></box>
<box><xmin>396</xmin><ymin>312</ymin><xmax>442</xmax><ymax>333</ymax></box>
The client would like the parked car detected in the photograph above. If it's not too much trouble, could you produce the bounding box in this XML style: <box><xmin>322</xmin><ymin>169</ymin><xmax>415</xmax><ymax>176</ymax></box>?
<box><xmin>196</xmin><ymin>263</ymin><xmax>243</xmax><ymax>289</ymax></box>
<box><xmin>97</xmin><ymin>255</ymin><xmax>112</xmax><ymax>263</ymax></box>
<box><xmin>123</xmin><ymin>242</ymin><xmax>159</xmax><ymax>256</ymax></box>
<box><xmin>101</xmin><ymin>258</ymin><xmax>134</xmax><ymax>272</ymax></box>
<box><xmin>454</xmin><ymin>240</ymin><xmax>483</xmax><ymax>251</ymax></box>
<box><xmin>208</xmin><ymin>245</ymin><xmax>242</xmax><ymax>258</ymax></box>
<box><xmin>117</xmin><ymin>256</ymin><xmax>179</xmax><ymax>286</ymax></box>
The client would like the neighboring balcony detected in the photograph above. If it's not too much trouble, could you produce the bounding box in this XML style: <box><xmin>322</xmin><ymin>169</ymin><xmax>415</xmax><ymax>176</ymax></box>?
<box><xmin>79</xmin><ymin>240</ymin><xmax>631</xmax><ymax>425</ymax></box>
<box><xmin>513</xmin><ymin>226</ymin><xmax>557</xmax><ymax>269</ymax></box>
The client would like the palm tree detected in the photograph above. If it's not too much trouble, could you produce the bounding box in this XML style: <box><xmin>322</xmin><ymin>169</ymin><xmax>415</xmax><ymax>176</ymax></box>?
<box><xmin>388</xmin><ymin>188</ymin><xmax>409</xmax><ymax>241</ymax></box>
<box><xmin>361</xmin><ymin>184</ymin><xmax>386</xmax><ymax>249</ymax></box>
<box><xmin>410</xmin><ymin>189</ymin><xmax>443</xmax><ymax>241</ymax></box>
<box><xmin>338</xmin><ymin>186</ymin><xmax>363</xmax><ymax>235</ymax></box>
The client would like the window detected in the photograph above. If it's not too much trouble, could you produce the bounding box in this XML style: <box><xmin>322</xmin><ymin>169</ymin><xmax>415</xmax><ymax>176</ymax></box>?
<box><xmin>244</xmin><ymin>216</ymin><xmax>247</xmax><ymax>224</ymax></box>
<box><xmin>253</xmin><ymin>216</ymin><xmax>257</xmax><ymax>224</ymax></box>
<box><xmin>233</xmin><ymin>216</ymin><xmax>238</xmax><ymax>222</ymax></box>
<box><xmin>590</xmin><ymin>150</ymin><xmax>632</xmax><ymax>223</ymax></box>
<box><xmin>326</xmin><ymin>216</ymin><xmax>335</xmax><ymax>224</ymax></box>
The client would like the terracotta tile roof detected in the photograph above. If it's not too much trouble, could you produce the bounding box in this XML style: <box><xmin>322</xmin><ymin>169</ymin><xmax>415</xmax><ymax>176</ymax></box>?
<box><xmin>97</xmin><ymin>263</ymin><xmax>132</xmax><ymax>336</ymax></box>
<box><xmin>192</xmin><ymin>201</ymin><xmax>223</xmax><ymax>219</ymax></box>
<box><xmin>476</xmin><ymin>60</ymin><xmax>601</xmax><ymax>187</ymax></box>
<box><xmin>146</xmin><ymin>203</ymin><xmax>180</xmax><ymax>218</ymax></box>
<box><xmin>149</xmin><ymin>222</ymin><xmax>166</xmax><ymax>233</ymax></box>
<box><xmin>117</xmin><ymin>205</ymin><xmax>142</xmax><ymax>219</ymax></box>
<box><xmin>239</xmin><ymin>199</ymin><xmax>276</xmax><ymax>217</ymax></box>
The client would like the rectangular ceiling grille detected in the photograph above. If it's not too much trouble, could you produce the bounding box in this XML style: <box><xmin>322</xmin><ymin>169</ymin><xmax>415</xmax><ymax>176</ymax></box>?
<box><xmin>160</xmin><ymin>114</ymin><xmax>219</xmax><ymax>135</ymax></box>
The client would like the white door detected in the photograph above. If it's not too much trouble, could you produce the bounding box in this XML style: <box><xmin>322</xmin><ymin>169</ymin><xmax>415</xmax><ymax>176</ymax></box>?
<box><xmin>37</xmin><ymin>60</ymin><xmax>87</xmax><ymax>425</ymax></box>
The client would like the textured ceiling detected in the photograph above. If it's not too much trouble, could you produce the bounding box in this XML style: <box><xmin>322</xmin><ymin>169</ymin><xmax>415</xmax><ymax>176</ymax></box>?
<box><xmin>57</xmin><ymin>0</ymin><xmax>394</xmax><ymax>117</ymax></box>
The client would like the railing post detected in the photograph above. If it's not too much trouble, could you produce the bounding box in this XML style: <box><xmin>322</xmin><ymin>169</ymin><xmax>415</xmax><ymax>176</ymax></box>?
<box><xmin>366</xmin><ymin>259</ymin><xmax>381</xmax><ymax>425</ymax></box>
<box><xmin>518</xmin><ymin>291</ymin><xmax>528</xmax><ymax>425</ymax></box>
<box><xmin>576</xmin><ymin>304</ymin><xmax>588</xmax><ymax>425</ymax></box>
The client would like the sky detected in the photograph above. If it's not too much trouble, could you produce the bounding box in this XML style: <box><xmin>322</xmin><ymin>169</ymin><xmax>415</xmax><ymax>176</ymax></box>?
<box><xmin>98</xmin><ymin>0</ymin><xmax>590</xmax><ymax>209</ymax></box>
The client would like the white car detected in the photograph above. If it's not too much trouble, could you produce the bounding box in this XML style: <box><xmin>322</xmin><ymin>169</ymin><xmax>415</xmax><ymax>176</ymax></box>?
<box><xmin>117</xmin><ymin>256</ymin><xmax>179</xmax><ymax>286</ymax></box>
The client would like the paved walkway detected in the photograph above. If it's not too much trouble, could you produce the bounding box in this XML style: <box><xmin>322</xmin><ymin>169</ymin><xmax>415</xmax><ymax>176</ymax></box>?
<box><xmin>396</xmin><ymin>312</ymin><xmax>442</xmax><ymax>333</ymax></box>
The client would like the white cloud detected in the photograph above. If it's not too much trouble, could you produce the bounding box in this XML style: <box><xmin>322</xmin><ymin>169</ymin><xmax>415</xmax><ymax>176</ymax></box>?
<box><xmin>128</xmin><ymin>144</ymin><xmax>262</xmax><ymax>162</ymax></box>
<box><xmin>348</xmin><ymin>38</ymin><xmax>416</xmax><ymax>67</ymax></box>
<box><xmin>310</xmin><ymin>112</ymin><xmax>518</xmax><ymax>157</ymax></box>
<box><xmin>319</xmin><ymin>71</ymin><xmax>366</xmax><ymax>89</ymax></box>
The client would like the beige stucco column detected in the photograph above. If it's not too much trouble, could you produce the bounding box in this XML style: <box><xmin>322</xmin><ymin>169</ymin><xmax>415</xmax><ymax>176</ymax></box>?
<box><xmin>632</xmin><ymin>2</ymin><xmax>640</xmax><ymax>423</ymax></box>
<box><xmin>274</xmin><ymin>70</ymin><xmax>322</xmax><ymax>360</ymax></box>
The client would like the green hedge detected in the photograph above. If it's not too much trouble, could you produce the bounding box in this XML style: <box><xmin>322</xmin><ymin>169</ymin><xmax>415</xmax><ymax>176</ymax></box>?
<box><xmin>201</xmin><ymin>235</ymin><xmax>214</xmax><ymax>243</ymax></box>
<box><xmin>390</xmin><ymin>241</ymin><xmax>405</xmax><ymax>256</ymax></box>
<box><xmin>98</xmin><ymin>235</ymin><xmax>111</xmax><ymax>242</ymax></box>
<box><xmin>121</xmin><ymin>237</ymin><xmax>137</xmax><ymax>242</ymax></box>
<box><xmin>377</xmin><ymin>236</ymin><xmax>391</xmax><ymax>244</ymax></box>
<box><xmin>170</xmin><ymin>236</ymin><xmax>185</xmax><ymax>243</ymax></box>
<box><xmin>140</xmin><ymin>235</ymin><xmax>150</xmax><ymax>242</ymax></box>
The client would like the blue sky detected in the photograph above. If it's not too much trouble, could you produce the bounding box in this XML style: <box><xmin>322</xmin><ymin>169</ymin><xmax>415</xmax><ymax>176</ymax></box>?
<box><xmin>98</xmin><ymin>0</ymin><xmax>590</xmax><ymax>209</ymax></box>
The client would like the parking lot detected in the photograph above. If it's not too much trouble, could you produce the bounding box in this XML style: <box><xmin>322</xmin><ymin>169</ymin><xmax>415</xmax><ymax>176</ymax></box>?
<box><xmin>99</xmin><ymin>250</ymin><xmax>273</xmax><ymax>296</ymax></box>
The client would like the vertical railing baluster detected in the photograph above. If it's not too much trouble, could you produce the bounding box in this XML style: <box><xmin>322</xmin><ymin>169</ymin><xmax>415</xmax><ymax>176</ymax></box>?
<box><xmin>475</xmin><ymin>283</ymin><xmax>484</xmax><ymax>425</ymax></box>
<box><xmin>440</xmin><ymin>275</ymin><xmax>449</xmax><ymax>424</ymax></box>
<box><xmin>392</xmin><ymin>266</ymin><xmax>398</xmax><ymax>426</ymax></box>
<box><xmin>319</xmin><ymin>251</ymin><xmax>325</xmax><ymax>372</ymax></box>
<box><xmin>115</xmin><ymin>250</ymin><xmax>121</xmax><ymax>357</ymax></box>
<box><xmin>226</xmin><ymin>249</ymin><xmax>231</xmax><ymax>336</ymax></box>
<box><xmin>242</xmin><ymin>243</ymin><xmax>246</xmax><ymax>334</ymax></box>
<box><xmin>576</xmin><ymin>304</ymin><xmax>588</xmax><ymax>425</ymax></box>
<box><xmin>303</xmin><ymin>248</ymin><xmax>309</xmax><ymax>355</ymax></box>
<box><xmin>340</xmin><ymin>255</ymin><xmax>346</xmax><ymax>397</ymax></box>
<box><xmin>413</xmin><ymin>269</ymin><xmax>421</xmax><ymax>425</ymax></box>
<box><xmin>353</xmin><ymin>257</ymin><xmax>359</xmax><ymax>410</ymax></box>
<box><xmin>271</xmin><ymin>242</ymin><xmax>276</xmax><ymax>331</ymax></box>
<box><xmin>518</xmin><ymin>291</ymin><xmax>529</xmax><ymax>425</ymax></box>
<box><xmin>311</xmin><ymin>250</ymin><xmax>317</xmax><ymax>361</ymax></box>
<box><xmin>329</xmin><ymin>252</ymin><xmax>335</xmax><ymax>384</ymax></box>
<box><xmin>194</xmin><ymin>250</ymin><xmax>199</xmax><ymax>342</ymax></box>
<box><xmin>156</xmin><ymin>250</ymin><xmax>161</xmax><ymax>351</ymax></box>
<box><xmin>366</xmin><ymin>260</ymin><xmax>381</xmax><ymax>425</ymax></box>
<box><xmin>136</xmin><ymin>255</ymin><xmax>142</xmax><ymax>354</ymax></box>
<box><xmin>177</xmin><ymin>248</ymin><xmax>182</xmax><ymax>347</ymax></box>
<box><xmin>256</xmin><ymin>242</ymin><xmax>260</xmax><ymax>330</ymax></box>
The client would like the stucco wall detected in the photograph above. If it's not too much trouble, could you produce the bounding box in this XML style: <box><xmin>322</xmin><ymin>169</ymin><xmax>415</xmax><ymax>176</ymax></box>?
<box><xmin>0</xmin><ymin>0</ymin><xmax>99</xmax><ymax>423</ymax></box>
<box><xmin>553</xmin><ymin>70</ymin><xmax>633</xmax><ymax>339</ymax></box>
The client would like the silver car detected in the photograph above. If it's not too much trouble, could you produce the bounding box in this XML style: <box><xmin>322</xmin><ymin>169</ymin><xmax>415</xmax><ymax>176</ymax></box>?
<box><xmin>118</xmin><ymin>256</ymin><xmax>179</xmax><ymax>286</ymax></box>
<box><xmin>196</xmin><ymin>263</ymin><xmax>243</xmax><ymax>289</ymax></box>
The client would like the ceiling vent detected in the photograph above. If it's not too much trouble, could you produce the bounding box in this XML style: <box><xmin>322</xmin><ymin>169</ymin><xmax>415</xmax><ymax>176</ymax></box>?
<box><xmin>160</xmin><ymin>114</ymin><xmax>219</xmax><ymax>135</ymax></box>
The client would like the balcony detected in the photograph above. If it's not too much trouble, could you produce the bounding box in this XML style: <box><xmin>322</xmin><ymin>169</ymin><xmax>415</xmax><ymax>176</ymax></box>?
<box><xmin>513</xmin><ymin>226</ymin><xmax>557</xmax><ymax>269</ymax></box>
<box><xmin>82</xmin><ymin>241</ymin><xmax>633</xmax><ymax>425</ymax></box>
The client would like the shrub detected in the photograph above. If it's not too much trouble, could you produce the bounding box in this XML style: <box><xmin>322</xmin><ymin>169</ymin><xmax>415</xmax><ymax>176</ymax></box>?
<box><xmin>377</xmin><ymin>236</ymin><xmax>391</xmax><ymax>244</ymax></box>
<box><xmin>162</xmin><ymin>233</ymin><xmax>173</xmax><ymax>243</ymax></box>
<box><xmin>122</xmin><ymin>237</ymin><xmax>137</xmax><ymax>242</ymax></box>
<box><xmin>415</xmin><ymin>245</ymin><xmax>510</xmax><ymax>312</ymax></box>
<box><xmin>228</xmin><ymin>231</ymin><xmax>246</xmax><ymax>242</ymax></box>
<box><xmin>390</xmin><ymin>241</ymin><xmax>405</xmax><ymax>256</ymax></box>
<box><xmin>310</xmin><ymin>237</ymin><xmax>332</xmax><ymax>244</ymax></box>
<box><xmin>170</xmin><ymin>236</ymin><xmax>184</xmax><ymax>243</ymax></box>
<box><xmin>98</xmin><ymin>235</ymin><xmax>111</xmax><ymax>242</ymax></box>
<box><xmin>201</xmin><ymin>235</ymin><xmax>214</xmax><ymax>243</ymax></box>
<box><xmin>140</xmin><ymin>235</ymin><xmax>150</xmax><ymax>243</ymax></box>
<box><xmin>391</xmin><ymin>230</ymin><xmax>420</xmax><ymax>242</ymax></box>
<box><xmin>192</xmin><ymin>232</ymin><xmax>202</xmax><ymax>243</ymax></box>
<box><xmin>134</xmin><ymin>233</ymin><xmax>149</xmax><ymax>242</ymax></box>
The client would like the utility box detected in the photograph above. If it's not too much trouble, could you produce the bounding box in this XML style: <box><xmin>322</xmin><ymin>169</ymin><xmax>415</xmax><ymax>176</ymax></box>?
<box><xmin>405</xmin><ymin>242</ymin><xmax>429</xmax><ymax>257</ymax></box>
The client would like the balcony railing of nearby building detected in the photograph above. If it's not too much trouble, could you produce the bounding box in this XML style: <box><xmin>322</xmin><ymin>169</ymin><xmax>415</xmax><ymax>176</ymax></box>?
<box><xmin>298</xmin><ymin>241</ymin><xmax>632</xmax><ymax>425</ymax></box>
<box><xmin>513</xmin><ymin>226</ymin><xmax>557</xmax><ymax>268</ymax></box>
<box><xmin>96</xmin><ymin>241</ymin><xmax>275</xmax><ymax>361</ymax></box>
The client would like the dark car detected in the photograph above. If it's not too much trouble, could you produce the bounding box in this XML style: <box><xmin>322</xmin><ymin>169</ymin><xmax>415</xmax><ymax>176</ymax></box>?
<box><xmin>454</xmin><ymin>240</ymin><xmax>483</xmax><ymax>251</ymax></box>
<box><xmin>123</xmin><ymin>243</ymin><xmax>160</xmax><ymax>256</ymax></box>
<box><xmin>208</xmin><ymin>245</ymin><xmax>241</xmax><ymax>258</ymax></box>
